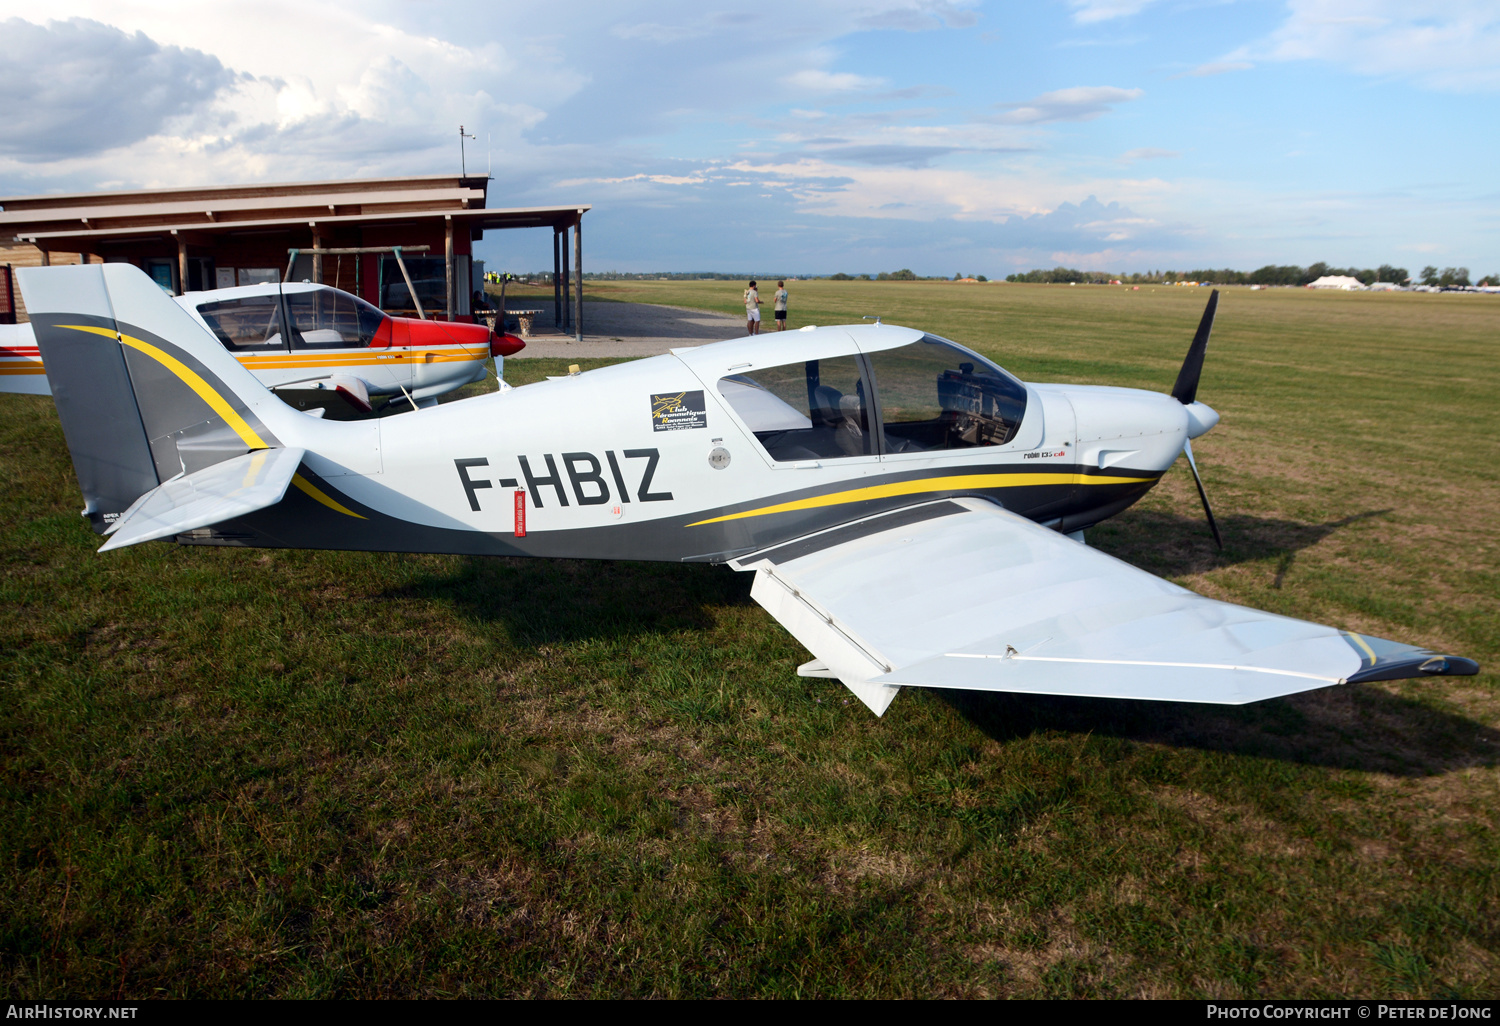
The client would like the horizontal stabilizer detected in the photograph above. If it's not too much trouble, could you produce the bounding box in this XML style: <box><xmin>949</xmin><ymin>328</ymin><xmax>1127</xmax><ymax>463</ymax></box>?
<box><xmin>100</xmin><ymin>447</ymin><xmax>305</xmax><ymax>552</ymax></box>
<box><xmin>731</xmin><ymin>497</ymin><xmax>1478</xmax><ymax>714</ymax></box>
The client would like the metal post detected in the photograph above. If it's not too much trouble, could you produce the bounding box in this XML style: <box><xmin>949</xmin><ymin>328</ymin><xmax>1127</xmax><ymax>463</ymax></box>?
<box><xmin>392</xmin><ymin>246</ymin><xmax>426</xmax><ymax>320</ymax></box>
<box><xmin>444</xmin><ymin>216</ymin><xmax>454</xmax><ymax>322</ymax></box>
<box><xmin>560</xmin><ymin>226</ymin><xmax>571</xmax><ymax>333</ymax></box>
<box><xmin>552</xmin><ymin>229</ymin><xmax>562</xmax><ymax>329</ymax></box>
<box><xmin>573</xmin><ymin>215</ymin><xmax>582</xmax><ymax>342</ymax></box>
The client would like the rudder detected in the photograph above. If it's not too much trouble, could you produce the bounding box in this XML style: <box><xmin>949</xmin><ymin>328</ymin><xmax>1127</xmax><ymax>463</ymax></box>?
<box><xmin>18</xmin><ymin>264</ymin><xmax>288</xmax><ymax>533</ymax></box>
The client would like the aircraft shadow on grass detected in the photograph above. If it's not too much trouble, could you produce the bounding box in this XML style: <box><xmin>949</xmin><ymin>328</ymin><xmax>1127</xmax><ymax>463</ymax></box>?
<box><xmin>387</xmin><ymin>506</ymin><xmax>1493</xmax><ymax>777</ymax></box>
<box><xmin>388</xmin><ymin>555</ymin><xmax>756</xmax><ymax>647</ymax></box>
<box><xmin>1089</xmin><ymin>507</ymin><xmax>1395</xmax><ymax>583</ymax></box>
<box><xmin>937</xmin><ymin>687</ymin><xmax>1498</xmax><ymax>779</ymax></box>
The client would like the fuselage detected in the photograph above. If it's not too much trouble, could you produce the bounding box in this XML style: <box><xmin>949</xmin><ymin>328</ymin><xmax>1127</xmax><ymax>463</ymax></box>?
<box><xmin>202</xmin><ymin>324</ymin><xmax>1202</xmax><ymax>561</ymax></box>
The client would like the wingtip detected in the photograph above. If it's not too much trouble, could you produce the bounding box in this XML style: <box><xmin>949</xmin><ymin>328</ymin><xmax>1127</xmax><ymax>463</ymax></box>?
<box><xmin>1345</xmin><ymin>653</ymin><xmax>1480</xmax><ymax>684</ymax></box>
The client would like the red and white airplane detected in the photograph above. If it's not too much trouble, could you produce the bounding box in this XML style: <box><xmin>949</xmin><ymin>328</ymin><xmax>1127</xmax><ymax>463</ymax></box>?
<box><xmin>0</xmin><ymin>280</ymin><xmax>524</xmax><ymax>413</ymax></box>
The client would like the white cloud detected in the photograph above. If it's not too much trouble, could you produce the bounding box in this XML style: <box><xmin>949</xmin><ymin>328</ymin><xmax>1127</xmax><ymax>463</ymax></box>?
<box><xmin>1188</xmin><ymin>61</ymin><xmax>1253</xmax><ymax>77</ymax></box>
<box><xmin>1066</xmin><ymin>0</ymin><xmax>1160</xmax><ymax>24</ymax></box>
<box><xmin>1252</xmin><ymin>0</ymin><xmax>1500</xmax><ymax>91</ymax></box>
<box><xmin>0</xmin><ymin>18</ymin><xmax>235</xmax><ymax>160</ymax></box>
<box><xmin>609</xmin><ymin>22</ymin><xmax>709</xmax><ymax>43</ymax></box>
<box><xmin>856</xmin><ymin>0</ymin><xmax>980</xmax><ymax>31</ymax></box>
<box><xmin>1121</xmin><ymin>147</ymin><xmax>1179</xmax><ymax>162</ymax></box>
<box><xmin>991</xmin><ymin>86</ymin><xmax>1143</xmax><ymax>124</ymax></box>
<box><xmin>721</xmin><ymin>153</ymin><xmax>1176</xmax><ymax>228</ymax></box>
<box><xmin>784</xmin><ymin>69</ymin><xmax>887</xmax><ymax>93</ymax></box>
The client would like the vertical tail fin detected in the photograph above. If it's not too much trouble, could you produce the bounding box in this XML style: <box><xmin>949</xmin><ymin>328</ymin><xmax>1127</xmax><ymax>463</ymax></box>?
<box><xmin>18</xmin><ymin>263</ymin><xmax>289</xmax><ymax>533</ymax></box>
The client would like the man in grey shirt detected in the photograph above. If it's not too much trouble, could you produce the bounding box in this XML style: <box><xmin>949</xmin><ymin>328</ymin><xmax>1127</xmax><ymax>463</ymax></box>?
<box><xmin>773</xmin><ymin>281</ymin><xmax>789</xmax><ymax>331</ymax></box>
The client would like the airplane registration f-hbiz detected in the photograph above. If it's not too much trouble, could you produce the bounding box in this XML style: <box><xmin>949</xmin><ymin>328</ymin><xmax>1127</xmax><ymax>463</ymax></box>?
<box><xmin>15</xmin><ymin>264</ymin><xmax>1478</xmax><ymax>716</ymax></box>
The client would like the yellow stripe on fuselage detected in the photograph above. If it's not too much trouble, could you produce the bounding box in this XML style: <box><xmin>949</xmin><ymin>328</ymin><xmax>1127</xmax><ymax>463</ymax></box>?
<box><xmin>686</xmin><ymin>471</ymin><xmax>1155</xmax><ymax>527</ymax></box>
<box><xmin>233</xmin><ymin>349</ymin><xmax>484</xmax><ymax>370</ymax></box>
<box><xmin>61</xmin><ymin>325</ymin><xmax>269</xmax><ymax>449</ymax></box>
<box><xmin>291</xmin><ymin>474</ymin><xmax>366</xmax><ymax>519</ymax></box>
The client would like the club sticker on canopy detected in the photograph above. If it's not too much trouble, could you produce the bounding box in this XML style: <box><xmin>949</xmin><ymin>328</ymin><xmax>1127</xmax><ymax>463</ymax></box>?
<box><xmin>651</xmin><ymin>391</ymin><xmax>707</xmax><ymax>431</ymax></box>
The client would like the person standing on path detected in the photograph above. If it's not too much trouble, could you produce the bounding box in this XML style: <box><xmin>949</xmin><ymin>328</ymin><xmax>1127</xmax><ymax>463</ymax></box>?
<box><xmin>744</xmin><ymin>280</ymin><xmax>762</xmax><ymax>335</ymax></box>
<box><xmin>774</xmin><ymin>281</ymin><xmax>789</xmax><ymax>330</ymax></box>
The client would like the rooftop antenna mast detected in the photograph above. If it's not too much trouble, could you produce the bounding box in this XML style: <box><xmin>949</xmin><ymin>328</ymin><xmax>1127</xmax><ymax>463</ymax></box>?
<box><xmin>459</xmin><ymin>125</ymin><xmax>477</xmax><ymax>177</ymax></box>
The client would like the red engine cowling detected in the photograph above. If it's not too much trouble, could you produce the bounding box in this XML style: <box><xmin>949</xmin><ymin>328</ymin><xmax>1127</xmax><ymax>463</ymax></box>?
<box><xmin>366</xmin><ymin>314</ymin><xmax>521</xmax><ymax>357</ymax></box>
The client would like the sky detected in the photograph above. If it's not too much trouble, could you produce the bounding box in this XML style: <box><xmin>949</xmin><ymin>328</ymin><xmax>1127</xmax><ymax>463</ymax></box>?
<box><xmin>0</xmin><ymin>1</ymin><xmax>1496</xmax><ymax>278</ymax></box>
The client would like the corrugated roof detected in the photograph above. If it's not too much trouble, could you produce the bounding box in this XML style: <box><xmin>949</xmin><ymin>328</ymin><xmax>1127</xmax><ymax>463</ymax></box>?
<box><xmin>0</xmin><ymin>175</ymin><xmax>587</xmax><ymax>246</ymax></box>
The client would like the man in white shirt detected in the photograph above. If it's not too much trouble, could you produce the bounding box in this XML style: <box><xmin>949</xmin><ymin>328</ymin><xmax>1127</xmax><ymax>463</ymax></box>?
<box><xmin>773</xmin><ymin>281</ymin><xmax>788</xmax><ymax>330</ymax></box>
<box><xmin>744</xmin><ymin>280</ymin><xmax>762</xmax><ymax>335</ymax></box>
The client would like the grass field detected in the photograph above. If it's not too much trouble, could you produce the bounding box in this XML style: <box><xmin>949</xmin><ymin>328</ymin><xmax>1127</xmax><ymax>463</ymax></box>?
<box><xmin>1</xmin><ymin>282</ymin><xmax>1496</xmax><ymax>997</ymax></box>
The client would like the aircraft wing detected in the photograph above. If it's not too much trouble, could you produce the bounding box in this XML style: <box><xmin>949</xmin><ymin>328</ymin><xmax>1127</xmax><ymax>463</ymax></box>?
<box><xmin>728</xmin><ymin>497</ymin><xmax>1476</xmax><ymax>715</ymax></box>
<box><xmin>99</xmin><ymin>447</ymin><xmax>305</xmax><ymax>552</ymax></box>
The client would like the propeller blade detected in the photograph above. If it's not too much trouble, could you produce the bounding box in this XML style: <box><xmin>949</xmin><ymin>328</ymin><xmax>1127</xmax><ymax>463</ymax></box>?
<box><xmin>1170</xmin><ymin>289</ymin><xmax>1219</xmax><ymax>406</ymax></box>
<box><xmin>1182</xmin><ymin>439</ymin><xmax>1223</xmax><ymax>550</ymax></box>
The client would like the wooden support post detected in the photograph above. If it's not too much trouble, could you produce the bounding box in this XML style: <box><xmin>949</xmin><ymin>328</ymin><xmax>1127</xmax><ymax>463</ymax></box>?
<box><xmin>573</xmin><ymin>216</ymin><xmax>583</xmax><ymax>342</ymax></box>
<box><xmin>444</xmin><ymin>216</ymin><xmax>455</xmax><ymax>321</ymax></box>
<box><xmin>176</xmin><ymin>234</ymin><xmax>188</xmax><ymax>295</ymax></box>
<box><xmin>560</xmin><ymin>225</ymin><xmax>570</xmax><ymax>332</ymax></box>
<box><xmin>40</xmin><ymin>250</ymin><xmax>50</xmax><ymax>267</ymax></box>
<box><xmin>392</xmin><ymin>246</ymin><xmax>426</xmax><ymax>320</ymax></box>
<box><xmin>311</xmin><ymin>227</ymin><xmax>322</xmax><ymax>283</ymax></box>
<box><xmin>552</xmin><ymin>229</ymin><xmax>562</xmax><ymax>328</ymax></box>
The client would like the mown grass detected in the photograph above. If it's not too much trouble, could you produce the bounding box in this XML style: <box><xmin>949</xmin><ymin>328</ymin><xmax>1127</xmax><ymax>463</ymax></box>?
<box><xmin>1</xmin><ymin>284</ymin><xmax>1496</xmax><ymax>997</ymax></box>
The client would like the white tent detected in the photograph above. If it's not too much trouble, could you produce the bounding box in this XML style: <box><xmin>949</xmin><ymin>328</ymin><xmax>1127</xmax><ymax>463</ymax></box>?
<box><xmin>1307</xmin><ymin>275</ymin><xmax>1365</xmax><ymax>290</ymax></box>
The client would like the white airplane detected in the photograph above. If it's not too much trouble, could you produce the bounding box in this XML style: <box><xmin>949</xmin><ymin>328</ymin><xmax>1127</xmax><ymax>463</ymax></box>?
<box><xmin>14</xmin><ymin>264</ymin><xmax>1479</xmax><ymax>715</ymax></box>
<box><xmin>0</xmin><ymin>280</ymin><xmax>524</xmax><ymax>414</ymax></box>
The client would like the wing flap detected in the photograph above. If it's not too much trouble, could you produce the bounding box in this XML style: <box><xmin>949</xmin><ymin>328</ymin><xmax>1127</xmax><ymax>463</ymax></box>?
<box><xmin>732</xmin><ymin>497</ymin><xmax>1477</xmax><ymax>714</ymax></box>
<box><xmin>99</xmin><ymin>447</ymin><xmax>305</xmax><ymax>552</ymax></box>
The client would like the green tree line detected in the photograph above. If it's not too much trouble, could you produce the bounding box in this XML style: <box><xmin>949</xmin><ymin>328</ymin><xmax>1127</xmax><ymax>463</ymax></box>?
<box><xmin>1004</xmin><ymin>262</ymin><xmax>1428</xmax><ymax>286</ymax></box>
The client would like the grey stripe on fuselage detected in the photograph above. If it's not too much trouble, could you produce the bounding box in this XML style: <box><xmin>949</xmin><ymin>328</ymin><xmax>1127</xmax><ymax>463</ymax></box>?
<box><xmin>178</xmin><ymin>460</ymin><xmax>1162</xmax><ymax>563</ymax></box>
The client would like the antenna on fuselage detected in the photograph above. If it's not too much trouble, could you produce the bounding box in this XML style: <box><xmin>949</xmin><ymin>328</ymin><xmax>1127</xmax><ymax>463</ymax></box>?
<box><xmin>861</xmin><ymin>315</ymin><xmax>883</xmax><ymax>325</ymax></box>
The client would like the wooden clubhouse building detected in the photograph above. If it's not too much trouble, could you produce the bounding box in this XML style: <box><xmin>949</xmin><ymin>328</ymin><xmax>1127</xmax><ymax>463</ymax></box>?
<box><xmin>0</xmin><ymin>174</ymin><xmax>589</xmax><ymax>336</ymax></box>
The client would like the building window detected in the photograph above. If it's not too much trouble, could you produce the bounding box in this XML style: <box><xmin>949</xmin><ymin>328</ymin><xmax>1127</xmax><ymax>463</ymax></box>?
<box><xmin>144</xmin><ymin>260</ymin><xmax>174</xmax><ymax>295</ymax></box>
<box><xmin>237</xmin><ymin>268</ymin><xmax>280</xmax><ymax>287</ymax></box>
<box><xmin>379</xmin><ymin>257</ymin><xmax>446</xmax><ymax>316</ymax></box>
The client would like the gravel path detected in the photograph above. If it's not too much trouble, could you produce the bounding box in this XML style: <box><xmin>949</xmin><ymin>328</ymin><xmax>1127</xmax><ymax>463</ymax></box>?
<box><xmin>506</xmin><ymin>301</ymin><xmax>747</xmax><ymax>358</ymax></box>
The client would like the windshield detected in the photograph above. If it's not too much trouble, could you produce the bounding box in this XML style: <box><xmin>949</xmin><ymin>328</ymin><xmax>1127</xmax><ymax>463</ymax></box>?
<box><xmin>285</xmin><ymin>288</ymin><xmax>387</xmax><ymax>350</ymax></box>
<box><xmin>867</xmin><ymin>336</ymin><xmax>1027</xmax><ymax>452</ymax></box>
<box><xmin>196</xmin><ymin>295</ymin><xmax>286</xmax><ymax>352</ymax></box>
